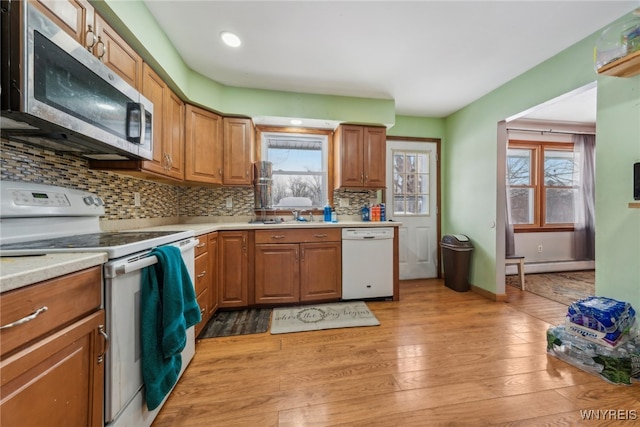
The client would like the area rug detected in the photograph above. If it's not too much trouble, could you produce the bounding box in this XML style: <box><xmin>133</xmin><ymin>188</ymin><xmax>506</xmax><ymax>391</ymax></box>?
<box><xmin>198</xmin><ymin>308</ymin><xmax>272</xmax><ymax>338</ymax></box>
<box><xmin>270</xmin><ymin>301</ymin><xmax>379</xmax><ymax>334</ymax></box>
<box><xmin>506</xmin><ymin>270</ymin><xmax>595</xmax><ymax>306</ymax></box>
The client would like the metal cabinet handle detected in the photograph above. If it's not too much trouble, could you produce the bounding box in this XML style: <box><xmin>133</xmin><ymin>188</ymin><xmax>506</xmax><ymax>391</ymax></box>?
<box><xmin>313</xmin><ymin>234</ymin><xmax>328</xmax><ymax>238</ymax></box>
<box><xmin>97</xmin><ymin>324</ymin><xmax>109</xmax><ymax>364</ymax></box>
<box><xmin>95</xmin><ymin>36</ymin><xmax>106</xmax><ymax>60</ymax></box>
<box><xmin>271</xmin><ymin>235</ymin><xmax>285</xmax><ymax>239</ymax></box>
<box><xmin>0</xmin><ymin>306</ymin><xmax>48</xmax><ymax>330</ymax></box>
<box><xmin>301</xmin><ymin>247</ymin><xmax>305</xmax><ymax>261</ymax></box>
<box><xmin>197</xmin><ymin>271</ymin><xmax>207</xmax><ymax>278</ymax></box>
<box><xmin>360</xmin><ymin>172</ymin><xmax>364</xmax><ymax>183</ymax></box>
<box><xmin>196</xmin><ymin>243</ymin><xmax>207</xmax><ymax>248</ymax></box>
<box><xmin>364</xmin><ymin>174</ymin><xmax>369</xmax><ymax>183</ymax></box>
<box><xmin>219</xmin><ymin>168</ymin><xmax>223</xmax><ymax>177</ymax></box>
<box><xmin>85</xmin><ymin>25</ymin><xmax>97</xmax><ymax>51</ymax></box>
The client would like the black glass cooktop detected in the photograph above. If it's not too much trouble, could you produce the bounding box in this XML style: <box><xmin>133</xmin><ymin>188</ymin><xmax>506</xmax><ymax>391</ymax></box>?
<box><xmin>0</xmin><ymin>231</ymin><xmax>182</xmax><ymax>251</ymax></box>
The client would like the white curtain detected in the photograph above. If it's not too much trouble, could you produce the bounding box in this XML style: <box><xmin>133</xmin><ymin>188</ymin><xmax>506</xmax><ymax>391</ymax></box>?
<box><xmin>573</xmin><ymin>134</ymin><xmax>596</xmax><ymax>260</ymax></box>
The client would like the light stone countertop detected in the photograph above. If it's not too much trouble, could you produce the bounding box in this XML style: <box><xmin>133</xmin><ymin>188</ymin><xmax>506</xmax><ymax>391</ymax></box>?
<box><xmin>132</xmin><ymin>219</ymin><xmax>402</xmax><ymax>236</ymax></box>
<box><xmin>0</xmin><ymin>252</ymin><xmax>108</xmax><ymax>293</ymax></box>
<box><xmin>0</xmin><ymin>219</ymin><xmax>400</xmax><ymax>293</ymax></box>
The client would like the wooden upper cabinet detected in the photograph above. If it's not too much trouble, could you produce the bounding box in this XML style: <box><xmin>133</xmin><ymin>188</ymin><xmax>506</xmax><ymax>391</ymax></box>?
<box><xmin>223</xmin><ymin>117</ymin><xmax>254</xmax><ymax>186</ymax></box>
<box><xmin>32</xmin><ymin>0</ymin><xmax>95</xmax><ymax>47</ymax></box>
<box><xmin>334</xmin><ymin>124</ymin><xmax>386</xmax><ymax>189</ymax></box>
<box><xmin>164</xmin><ymin>90</ymin><xmax>185</xmax><ymax>179</ymax></box>
<box><xmin>93</xmin><ymin>14</ymin><xmax>142</xmax><ymax>89</ymax></box>
<box><xmin>141</xmin><ymin>63</ymin><xmax>184</xmax><ymax>180</ymax></box>
<box><xmin>363</xmin><ymin>126</ymin><xmax>386</xmax><ymax>188</ymax></box>
<box><xmin>185</xmin><ymin>105</ymin><xmax>223</xmax><ymax>184</ymax></box>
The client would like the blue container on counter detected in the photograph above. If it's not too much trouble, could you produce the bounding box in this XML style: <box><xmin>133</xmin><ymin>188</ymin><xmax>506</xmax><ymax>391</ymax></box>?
<box><xmin>361</xmin><ymin>205</ymin><xmax>370</xmax><ymax>221</ymax></box>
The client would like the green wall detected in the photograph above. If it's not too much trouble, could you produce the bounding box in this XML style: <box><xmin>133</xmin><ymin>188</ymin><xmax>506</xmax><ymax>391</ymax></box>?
<box><xmin>388</xmin><ymin>116</ymin><xmax>445</xmax><ymax>139</ymax></box>
<box><xmin>595</xmin><ymin>74</ymin><xmax>640</xmax><ymax>308</ymax></box>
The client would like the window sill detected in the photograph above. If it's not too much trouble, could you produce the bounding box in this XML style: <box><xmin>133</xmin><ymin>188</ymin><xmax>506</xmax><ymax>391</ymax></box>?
<box><xmin>514</xmin><ymin>226</ymin><xmax>575</xmax><ymax>233</ymax></box>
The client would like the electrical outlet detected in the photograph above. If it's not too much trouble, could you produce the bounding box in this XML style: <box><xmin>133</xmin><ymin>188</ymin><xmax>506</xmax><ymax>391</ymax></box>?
<box><xmin>133</xmin><ymin>192</ymin><xmax>141</xmax><ymax>207</ymax></box>
<box><xmin>226</xmin><ymin>197</ymin><xmax>233</xmax><ymax>208</ymax></box>
<box><xmin>537</xmin><ymin>245</ymin><xmax>543</xmax><ymax>253</ymax></box>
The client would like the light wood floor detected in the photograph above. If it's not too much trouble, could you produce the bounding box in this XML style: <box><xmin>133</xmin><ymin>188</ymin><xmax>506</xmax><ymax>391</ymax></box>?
<box><xmin>153</xmin><ymin>280</ymin><xmax>639</xmax><ymax>426</ymax></box>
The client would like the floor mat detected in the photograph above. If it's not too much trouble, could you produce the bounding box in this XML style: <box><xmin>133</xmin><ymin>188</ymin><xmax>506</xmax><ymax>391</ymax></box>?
<box><xmin>198</xmin><ymin>308</ymin><xmax>272</xmax><ymax>338</ymax></box>
<box><xmin>270</xmin><ymin>301</ymin><xmax>379</xmax><ymax>334</ymax></box>
<box><xmin>507</xmin><ymin>270</ymin><xmax>595</xmax><ymax>305</ymax></box>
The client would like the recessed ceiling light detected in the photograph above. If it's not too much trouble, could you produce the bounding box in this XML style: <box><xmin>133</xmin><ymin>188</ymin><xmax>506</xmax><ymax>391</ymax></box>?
<box><xmin>290</xmin><ymin>119</ymin><xmax>303</xmax><ymax>126</ymax></box>
<box><xmin>220</xmin><ymin>31</ymin><xmax>241</xmax><ymax>47</ymax></box>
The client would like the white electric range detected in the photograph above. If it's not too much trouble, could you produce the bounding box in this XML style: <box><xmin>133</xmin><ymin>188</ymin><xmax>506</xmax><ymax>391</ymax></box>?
<box><xmin>0</xmin><ymin>181</ymin><xmax>198</xmax><ymax>427</ymax></box>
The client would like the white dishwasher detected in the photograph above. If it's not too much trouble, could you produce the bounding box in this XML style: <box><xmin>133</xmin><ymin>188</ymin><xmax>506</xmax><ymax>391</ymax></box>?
<box><xmin>342</xmin><ymin>227</ymin><xmax>394</xmax><ymax>299</ymax></box>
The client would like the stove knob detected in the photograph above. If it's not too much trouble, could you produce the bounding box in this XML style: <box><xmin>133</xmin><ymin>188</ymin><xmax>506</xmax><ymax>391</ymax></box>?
<box><xmin>83</xmin><ymin>196</ymin><xmax>94</xmax><ymax>205</ymax></box>
<box><xmin>95</xmin><ymin>197</ymin><xmax>104</xmax><ymax>206</ymax></box>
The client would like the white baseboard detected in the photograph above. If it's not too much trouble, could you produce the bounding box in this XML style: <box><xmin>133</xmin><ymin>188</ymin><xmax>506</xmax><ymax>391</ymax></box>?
<box><xmin>506</xmin><ymin>260</ymin><xmax>595</xmax><ymax>275</ymax></box>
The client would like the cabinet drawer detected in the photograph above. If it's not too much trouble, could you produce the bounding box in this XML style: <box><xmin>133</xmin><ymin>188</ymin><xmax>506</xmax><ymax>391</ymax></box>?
<box><xmin>255</xmin><ymin>228</ymin><xmax>341</xmax><ymax>244</ymax></box>
<box><xmin>194</xmin><ymin>237</ymin><xmax>209</xmax><ymax>257</ymax></box>
<box><xmin>194</xmin><ymin>253</ymin><xmax>209</xmax><ymax>295</ymax></box>
<box><xmin>194</xmin><ymin>289</ymin><xmax>208</xmax><ymax>337</ymax></box>
<box><xmin>0</xmin><ymin>266</ymin><xmax>102</xmax><ymax>358</ymax></box>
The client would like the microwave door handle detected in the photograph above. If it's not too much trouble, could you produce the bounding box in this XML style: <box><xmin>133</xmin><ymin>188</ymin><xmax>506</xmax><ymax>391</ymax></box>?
<box><xmin>126</xmin><ymin>102</ymin><xmax>143</xmax><ymax>144</ymax></box>
<box><xmin>139</xmin><ymin>103</ymin><xmax>146</xmax><ymax>146</ymax></box>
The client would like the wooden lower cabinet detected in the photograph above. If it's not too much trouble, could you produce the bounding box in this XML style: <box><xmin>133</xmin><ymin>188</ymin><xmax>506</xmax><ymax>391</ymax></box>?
<box><xmin>208</xmin><ymin>232</ymin><xmax>219</xmax><ymax>315</ymax></box>
<box><xmin>0</xmin><ymin>267</ymin><xmax>105</xmax><ymax>427</ymax></box>
<box><xmin>193</xmin><ymin>236</ymin><xmax>211</xmax><ymax>337</ymax></box>
<box><xmin>255</xmin><ymin>243</ymin><xmax>300</xmax><ymax>304</ymax></box>
<box><xmin>300</xmin><ymin>242</ymin><xmax>342</xmax><ymax>302</ymax></box>
<box><xmin>218</xmin><ymin>231</ymin><xmax>250</xmax><ymax>308</ymax></box>
<box><xmin>254</xmin><ymin>229</ymin><xmax>342</xmax><ymax>305</ymax></box>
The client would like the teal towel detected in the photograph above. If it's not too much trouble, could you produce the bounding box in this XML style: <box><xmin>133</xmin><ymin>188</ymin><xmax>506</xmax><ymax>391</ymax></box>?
<box><xmin>141</xmin><ymin>245</ymin><xmax>201</xmax><ymax>411</ymax></box>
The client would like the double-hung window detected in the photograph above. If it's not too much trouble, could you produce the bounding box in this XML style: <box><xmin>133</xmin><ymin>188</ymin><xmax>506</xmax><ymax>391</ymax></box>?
<box><xmin>507</xmin><ymin>140</ymin><xmax>578</xmax><ymax>230</ymax></box>
<box><xmin>260</xmin><ymin>131</ymin><xmax>329</xmax><ymax>209</ymax></box>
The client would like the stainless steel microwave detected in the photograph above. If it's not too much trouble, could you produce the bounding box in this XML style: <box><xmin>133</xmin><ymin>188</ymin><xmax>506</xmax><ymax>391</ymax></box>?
<box><xmin>0</xmin><ymin>0</ymin><xmax>153</xmax><ymax>160</ymax></box>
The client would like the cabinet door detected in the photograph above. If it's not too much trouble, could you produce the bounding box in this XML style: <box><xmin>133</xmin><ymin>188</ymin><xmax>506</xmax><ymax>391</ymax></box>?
<box><xmin>33</xmin><ymin>0</ymin><xmax>94</xmax><ymax>48</ymax></box>
<box><xmin>163</xmin><ymin>89</ymin><xmax>185</xmax><ymax>180</ymax></box>
<box><xmin>223</xmin><ymin>118</ymin><xmax>253</xmax><ymax>186</ymax></box>
<box><xmin>300</xmin><ymin>242</ymin><xmax>342</xmax><ymax>302</ymax></box>
<box><xmin>193</xmin><ymin>244</ymin><xmax>210</xmax><ymax>337</ymax></box>
<box><xmin>0</xmin><ymin>310</ymin><xmax>106</xmax><ymax>427</ymax></box>
<box><xmin>141</xmin><ymin>63</ymin><xmax>167</xmax><ymax>175</ymax></box>
<box><xmin>336</xmin><ymin>125</ymin><xmax>364</xmax><ymax>188</ymax></box>
<box><xmin>185</xmin><ymin>105</ymin><xmax>223</xmax><ymax>184</ymax></box>
<box><xmin>255</xmin><ymin>244</ymin><xmax>300</xmax><ymax>304</ymax></box>
<box><xmin>93</xmin><ymin>14</ymin><xmax>142</xmax><ymax>89</ymax></box>
<box><xmin>218</xmin><ymin>231</ymin><xmax>249</xmax><ymax>308</ymax></box>
<box><xmin>208</xmin><ymin>232</ymin><xmax>219</xmax><ymax>315</ymax></box>
<box><xmin>363</xmin><ymin>127</ymin><xmax>386</xmax><ymax>188</ymax></box>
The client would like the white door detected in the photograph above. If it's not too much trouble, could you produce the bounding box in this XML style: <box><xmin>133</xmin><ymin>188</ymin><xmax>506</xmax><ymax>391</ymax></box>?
<box><xmin>386</xmin><ymin>140</ymin><xmax>439</xmax><ymax>279</ymax></box>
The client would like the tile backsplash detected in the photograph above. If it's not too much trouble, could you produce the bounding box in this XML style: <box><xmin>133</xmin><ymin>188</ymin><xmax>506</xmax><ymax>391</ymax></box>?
<box><xmin>0</xmin><ymin>140</ymin><xmax>254</xmax><ymax>221</ymax></box>
<box><xmin>1</xmin><ymin>139</ymin><xmax>378</xmax><ymax>223</ymax></box>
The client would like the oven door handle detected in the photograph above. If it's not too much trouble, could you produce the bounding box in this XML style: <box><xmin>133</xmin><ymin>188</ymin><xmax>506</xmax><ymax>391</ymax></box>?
<box><xmin>114</xmin><ymin>238</ymin><xmax>199</xmax><ymax>275</ymax></box>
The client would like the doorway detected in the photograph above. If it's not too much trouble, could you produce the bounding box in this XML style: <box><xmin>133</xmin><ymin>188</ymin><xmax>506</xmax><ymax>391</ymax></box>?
<box><xmin>386</xmin><ymin>139</ymin><xmax>440</xmax><ymax>279</ymax></box>
<box><xmin>497</xmin><ymin>82</ymin><xmax>597</xmax><ymax>297</ymax></box>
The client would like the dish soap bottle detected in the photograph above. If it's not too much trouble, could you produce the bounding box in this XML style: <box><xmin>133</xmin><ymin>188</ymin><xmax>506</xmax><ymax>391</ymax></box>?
<box><xmin>323</xmin><ymin>200</ymin><xmax>332</xmax><ymax>222</ymax></box>
<box><xmin>361</xmin><ymin>204</ymin><xmax>370</xmax><ymax>221</ymax></box>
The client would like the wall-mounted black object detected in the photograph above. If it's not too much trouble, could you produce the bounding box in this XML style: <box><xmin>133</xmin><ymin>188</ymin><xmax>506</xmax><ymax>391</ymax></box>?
<box><xmin>634</xmin><ymin>162</ymin><xmax>640</xmax><ymax>200</ymax></box>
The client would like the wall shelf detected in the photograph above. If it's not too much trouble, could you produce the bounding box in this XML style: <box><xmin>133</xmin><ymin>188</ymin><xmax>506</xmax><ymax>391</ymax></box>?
<box><xmin>630</xmin><ymin>202</ymin><xmax>640</xmax><ymax>208</ymax></box>
<box><xmin>597</xmin><ymin>50</ymin><xmax>640</xmax><ymax>78</ymax></box>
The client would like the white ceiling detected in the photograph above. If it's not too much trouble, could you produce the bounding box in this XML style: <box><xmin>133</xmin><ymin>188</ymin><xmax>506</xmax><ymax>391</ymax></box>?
<box><xmin>144</xmin><ymin>0</ymin><xmax>639</xmax><ymax>124</ymax></box>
